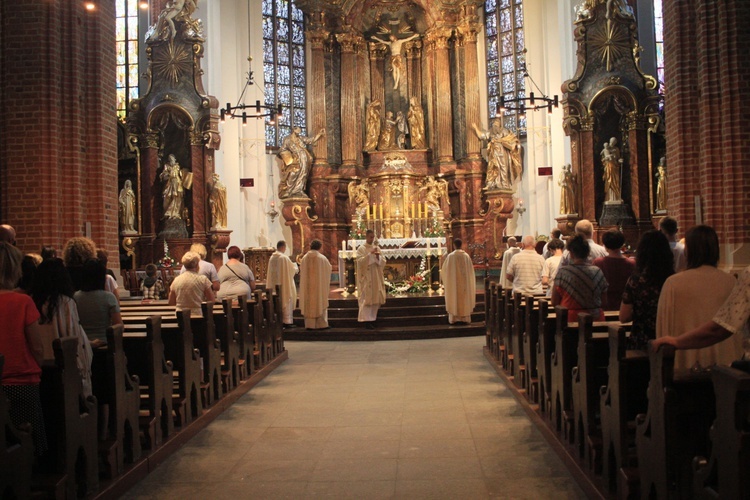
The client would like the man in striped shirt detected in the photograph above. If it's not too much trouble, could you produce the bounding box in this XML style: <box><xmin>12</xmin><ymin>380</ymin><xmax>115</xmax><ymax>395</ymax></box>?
<box><xmin>506</xmin><ymin>235</ymin><xmax>545</xmax><ymax>294</ymax></box>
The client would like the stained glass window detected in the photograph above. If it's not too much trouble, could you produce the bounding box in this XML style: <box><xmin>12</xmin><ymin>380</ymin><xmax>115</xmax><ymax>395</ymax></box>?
<box><xmin>653</xmin><ymin>0</ymin><xmax>665</xmax><ymax>96</ymax></box>
<box><xmin>116</xmin><ymin>0</ymin><xmax>140</xmax><ymax>121</ymax></box>
<box><xmin>484</xmin><ymin>0</ymin><xmax>526</xmax><ymax>135</ymax></box>
<box><xmin>263</xmin><ymin>0</ymin><xmax>306</xmax><ymax>148</ymax></box>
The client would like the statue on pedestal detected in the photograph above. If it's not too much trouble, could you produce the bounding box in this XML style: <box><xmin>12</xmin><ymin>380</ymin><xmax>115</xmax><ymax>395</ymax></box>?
<box><xmin>601</xmin><ymin>137</ymin><xmax>622</xmax><ymax>202</ymax></box>
<box><xmin>396</xmin><ymin>111</ymin><xmax>408</xmax><ymax>149</ymax></box>
<box><xmin>378</xmin><ymin>111</ymin><xmax>397</xmax><ymax>151</ymax></box>
<box><xmin>160</xmin><ymin>154</ymin><xmax>192</xmax><ymax>220</ymax></box>
<box><xmin>558</xmin><ymin>164</ymin><xmax>578</xmax><ymax>215</ymax></box>
<box><xmin>371</xmin><ymin>31</ymin><xmax>420</xmax><ymax>89</ymax></box>
<box><xmin>277</xmin><ymin>126</ymin><xmax>325</xmax><ymax>199</ymax></box>
<box><xmin>119</xmin><ymin>179</ymin><xmax>137</xmax><ymax>234</ymax></box>
<box><xmin>472</xmin><ymin>119</ymin><xmax>523</xmax><ymax>191</ymax></box>
<box><xmin>655</xmin><ymin>157</ymin><xmax>667</xmax><ymax>211</ymax></box>
<box><xmin>209</xmin><ymin>172</ymin><xmax>227</xmax><ymax>229</ymax></box>
<box><xmin>364</xmin><ymin>100</ymin><xmax>382</xmax><ymax>151</ymax></box>
<box><xmin>419</xmin><ymin>176</ymin><xmax>449</xmax><ymax>212</ymax></box>
<box><xmin>407</xmin><ymin>96</ymin><xmax>426</xmax><ymax>149</ymax></box>
<box><xmin>147</xmin><ymin>0</ymin><xmax>199</xmax><ymax>42</ymax></box>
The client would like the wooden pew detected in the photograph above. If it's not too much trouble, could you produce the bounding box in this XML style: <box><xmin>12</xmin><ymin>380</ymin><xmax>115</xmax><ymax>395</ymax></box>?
<box><xmin>0</xmin><ymin>354</ymin><xmax>34</xmax><ymax>499</ymax></box>
<box><xmin>233</xmin><ymin>295</ymin><xmax>255</xmax><ymax>378</ymax></box>
<box><xmin>692</xmin><ymin>364</ymin><xmax>750</xmax><ymax>499</ymax></box>
<box><xmin>522</xmin><ymin>294</ymin><xmax>541</xmax><ymax>404</ymax></box>
<box><xmin>548</xmin><ymin>306</ymin><xmax>577</xmax><ymax>435</ymax></box>
<box><xmin>171</xmin><ymin>311</ymin><xmax>204</xmax><ymax>427</ymax></box>
<box><xmin>490</xmin><ymin>283</ymin><xmax>503</xmax><ymax>362</ymax></box>
<box><xmin>599</xmin><ymin>324</ymin><xmax>649</xmax><ymax>495</ymax></box>
<box><xmin>484</xmin><ymin>279</ymin><xmax>495</xmax><ymax>351</ymax></box>
<box><xmin>269</xmin><ymin>286</ymin><xmax>285</xmax><ymax>357</ymax></box>
<box><xmin>40</xmin><ymin>337</ymin><xmax>99</xmax><ymax>498</ymax></box>
<box><xmin>217</xmin><ymin>298</ymin><xmax>241</xmax><ymax>392</ymax></box>
<box><xmin>536</xmin><ymin>299</ymin><xmax>556</xmax><ymax>416</ymax></box>
<box><xmin>193</xmin><ymin>303</ymin><xmax>224</xmax><ymax>407</ymax></box>
<box><xmin>122</xmin><ymin>316</ymin><xmax>175</xmax><ymax>450</ymax></box>
<box><xmin>253</xmin><ymin>290</ymin><xmax>272</xmax><ymax>367</ymax></box>
<box><xmin>635</xmin><ymin>344</ymin><xmax>715</xmax><ymax>500</ymax></box>
<box><xmin>99</xmin><ymin>324</ymin><xmax>142</xmax><ymax>478</ymax></box>
<box><xmin>510</xmin><ymin>291</ymin><xmax>526</xmax><ymax>385</ymax></box>
<box><xmin>501</xmin><ymin>288</ymin><xmax>514</xmax><ymax>372</ymax></box>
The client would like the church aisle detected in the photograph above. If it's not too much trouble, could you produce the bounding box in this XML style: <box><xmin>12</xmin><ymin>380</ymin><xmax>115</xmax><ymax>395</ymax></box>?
<box><xmin>123</xmin><ymin>338</ymin><xmax>585</xmax><ymax>499</ymax></box>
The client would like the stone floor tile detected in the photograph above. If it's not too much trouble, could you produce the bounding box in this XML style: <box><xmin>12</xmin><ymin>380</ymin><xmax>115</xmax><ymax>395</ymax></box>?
<box><xmin>310</xmin><ymin>458</ymin><xmax>399</xmax><ymax>482</ymax></box>
<box><xmin>304</xmin><ymin>480</ymin><xmax>396</xmax><ymax>499</ymax></box>
<box><xmin>393</xmin><ymin>478</ymin><xmax>490</xmax><ymax>499</ymax></box>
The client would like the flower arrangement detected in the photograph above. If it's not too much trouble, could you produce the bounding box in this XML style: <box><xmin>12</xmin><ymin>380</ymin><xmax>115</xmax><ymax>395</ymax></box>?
<box><xmin>349</xmin><ymin>217</ymin><xmax>368</xmax><ymax>240</ymax></box>
<box><xmin>159</xmin><ymin>241</ymin><xmax>177</xmax><ymax>268</ymax></box>
<box><xmin>423</xmin><ymin>217</ymin><xmax>445</xmax><ymax>238</ymax></box>
<box><xmin>384</xmin><ymin>256</ymin><xmax>431</xmax><ymax>294</ymax></box>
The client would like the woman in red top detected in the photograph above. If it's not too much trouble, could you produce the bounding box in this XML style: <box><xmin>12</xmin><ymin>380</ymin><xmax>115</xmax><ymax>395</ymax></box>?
<box><xmin>0</xmin><ymin>242</ymin><xmax>47</xmax><ymax>455</ymax></box>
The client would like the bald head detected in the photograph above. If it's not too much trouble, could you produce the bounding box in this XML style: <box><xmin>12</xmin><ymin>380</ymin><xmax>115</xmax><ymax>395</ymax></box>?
<box><xmin>522</xmin><ymin>235</ymin><xmax>536</xmax><ymax>249</ymax></box>
<box><xmin>0</xmin><ymin>225</ymin><xmax>16</xmax><ymax>244</ymax></box>
<box><xmin>507</xmin><ymin>237</ymin><xmax>517</xmax><ymax>248</ymax></box>
<box><xmin>574</xmin><ymin>219</ymin><xmax>594</xmax><ymax>240</ymax></box>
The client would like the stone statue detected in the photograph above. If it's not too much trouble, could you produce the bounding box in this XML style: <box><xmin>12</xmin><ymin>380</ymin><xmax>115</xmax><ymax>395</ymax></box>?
<box><xmin>371</xmin><ymin>31</ymin><xmax>420</xmax><ymax>89</ymax></box>
<box><xmin>209</xmin><ymin>172</ymin><xmax>228</xmax><ymax>229</ymax></box>
<box><xmin>419</xmin><ymin>176</ymin><xmax>450</xmax><ymax>212</ymax></box>
<box><xmin>147</xmin><ymin>0</ymin><xmax>198</xmax><ymax>42</ymax></box>
<box><xmin>160</xmin><ymin>154</ymin><xmax>192</xmax><ymax>220</ymax></box>
<box><xmin>364</xmin><ymin>100</ymin><xmax>382</xmax><ymax>151</ymax></box>
<box><xmin>396</xmin><ymin>111</ymin><xmax>408</xmax><ymax>149</ymax></box>
<box><xmin>472</xmin><ymin>119</ymin><xmax>523</xmax><ymax>191</ymax></box>
<box><xmin>118</xmin><ymin>179</ymin><xmax>137</xmax><ymax>233</ymax></box>
<box><xmin>655</xmin><ymin>157</ymin><xmax>667</xmax><ymax>211</ymax></box>
<box><xmin>347</xmin><ymin>180</ymin><xmax>370</xmax><ymax>213</ymax></box>
<box><xmin>277</xmin><ymin>126</ymin><xmax>325</xmax><ymax>199</ymax></box>
<box><xmin>558</xmin><ymin>164</ymin><xmax>578</xmax><ymax>215</ymax></box>
<box><xmin>601</xmin><ymin>137</ymin><xmax>622</xmax><ymax>202</ymax></box>
<box><xmin>407</xmin><ymin>96</ymin><xmax>426</xmax><ymax>149</ymax></box>
<box><xmin>378</xmin><ymin>111</ymin><xmax>397</xmax><ymax>151</ymax></box>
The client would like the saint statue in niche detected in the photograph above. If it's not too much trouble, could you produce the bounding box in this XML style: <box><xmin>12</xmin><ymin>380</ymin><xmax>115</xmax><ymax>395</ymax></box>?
<box><xmin>371</xmin><ymin>30</ymin><xmax>420</xmax><ymax>89</ymax></box>
<box><xmin>277</xmin><ymin>126</ymin><xmax>325</xmax><ymax>199</ymax></box>
<box><xmin>472</xmin><ymin>119</ymin><xmax>523</xmax><ymax>191</ymax></box>
<box><xmin>118</xmin><ymin>179</ymin><xmax>137</xmax><ymax>234</ymax></box>
<box><xmin>364</xmin><ymin>100</ymin><xmax>382</xmax><ymax>151</ymax></box>
<box><xmin>558</xmin><ymin>164</ymin><xmax>578</xmax><ymax>215</ymax></box>
<box><xmin>160</xmin><ymin>154</ymin><xmax>192</xmax><ymax>220</ymax></box>
<box><xmin>378</xmin><ymin>111</ymin><xmax>397</xmax><ymax>151</ymax></box>
<box><xmin>209</xmin><ymin>172</ymin><xmax>228</xmax><ymax>229</ymax></box>
<box><xmin>407</xmin><ymin>96</ymin><xmax>426</xmax><ymax>149</ymax></box>
<box><xmin>396</xmin><ymin>111</ymin><xmax>408</xmax><ymax>149</ymax></box>
<box><xmin>655</xmin><ymin>157</ymin><xmax>667</xmax><ymax>211</ymax></box>
<box><xmin>601</xmin><ymin>137</ymin><xmax>622</xmax><ymax>202</ymax></box>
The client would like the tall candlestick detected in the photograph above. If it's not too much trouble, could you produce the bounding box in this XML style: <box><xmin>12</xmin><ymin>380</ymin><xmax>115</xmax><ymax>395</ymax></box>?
<box><xmin>367</xmin><ymin>205</ymin><xmax>371</xmax><ymax>220</ymax></box>
<box><xmin>379</xmin><ymin>204</ymin><xmax>383</xmax><ymax>220</ymax></box>
<box><xmin>423</xmin><ymin>202</ymin><xmax>428</xmax><ymax>218</ymax></box>
<box><xmin>411</xmin><ymin>202</ymin><xmax>416</xmax><ymax>219</ymax></box>
<box><xmin>342</xmin><ymin>240</ymin><xmax>346</xmax><ymax>251</ymax></box>
<box><xmin>417</xmin><ymin>203</ymin><xmax>421</xmax><ymax>219</ymax></box>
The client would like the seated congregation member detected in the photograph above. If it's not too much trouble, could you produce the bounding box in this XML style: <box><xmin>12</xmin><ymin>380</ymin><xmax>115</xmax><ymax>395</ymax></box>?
<box><xmin>561</xmin><ymin>219</ymin><xmax>608</xmax><ymax>265</ymax></box>
<box><xmin>441</xmin><ymin>238</ymin><xmax>476</xmax><ymax>325</ymax></box>
<box><xmin>619</xmin><ymin>230</ymin><xmax>674</xmax><ymax>350</ymax></box>
<box><xmin>31</xmin><ymin>258</ymin><xmax>93</xmax><ymax>397</ymax></box>
<box><xmin>594</xmin><ymin>229</ymin><xmax>635</xmax><ymax>310</ymax></box>
<box><xmin>74</xmin><ymin>259</ymin><xmax>122</xmax><ymax>346</ymax></box>
<box><xmin>179</xmin><ymin>243</ymin><xmax>220</xmax><ymax>291</ymax></box>
<box><xmin>506</xmin><ymin>235</ymin><xmax>545</xmax><ymax>294</ymax></box>
<box><xmin>656</xmin><ymin>225</ymin><xmax>742</xmax><ymax>370</ymax></box>
<box><xmin>217</xmin><ymin>246</ymin><xmax>255</xmax><ymax>300</ymax></box>
<box><xmin>63</xmin><ymin>236</ymin><xmax>97</xmax><ymax>291</ymax></box>
<box><xmin>169</xmin><ymin>251</ymin><xmax>215</xmax><ymax>317</ymax></box>
<box><xmin>266</xmin><ymin>240</ymin><xmax>298</xmax><ymax>327</ymax></box>
<box><xmin>541</xmin><ymin>238</ymin><xmax>565</xmax><ymax>297</ymax></box>
<box><xmin>552</xmin><ymin>235</ymin><xmax>608</xmax><ymax>322</ymax></box>
<box><xmin>140</xmin><ymin>263</ymin><xmax>165</xmax><ymax>300</ymax></box>
<box><xmin>653</xmin><ymin>265</ymin><xmax>750</xmax><ymax>361</ymax></box>
<box><xmin>660</xmin><ymin>216</ymin><xmax>686</xmax><ymax>272</ymax></box>
<box><xmin>298</xmin><ymin>239</ymin><xmax>331</xmax><ymax>330</ymax></box>
<box><xmin>0</xmin><ymin>242</ymin><xmax>47</xmax><ymax>456</ymax></box>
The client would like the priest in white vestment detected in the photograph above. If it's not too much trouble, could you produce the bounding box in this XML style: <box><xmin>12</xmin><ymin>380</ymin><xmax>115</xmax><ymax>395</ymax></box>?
<box><xmin>442</xmin><ymin>238</ymin><xmax>476</xmax><ymax>324</ymax></box>
<box><xmin>299</xmin><ymin>239</ymin><xmax>332</xmax><ymax>330</ymax></box>
<box><xmin>499</xmin><ymin>237</ymin><xmax>520</xmax><ymax>289</ymax></box>
<box><xmin>356</xmin><ymin>230</ymin><xmax>386</xmax><ymax>329</ymax></box>
<box><xmin>266</xmin><ymin>240</ymin><xmax>298</xmax><ymax>327</ymax></box>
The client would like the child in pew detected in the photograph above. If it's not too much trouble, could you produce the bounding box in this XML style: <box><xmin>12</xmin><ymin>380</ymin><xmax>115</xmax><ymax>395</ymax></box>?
<box><xmin>30</xmin><ymin>258</ymin><xmax>93</xmax><ymax>398</ymax></box>
<box><xmin>141</xmin><ymin>263</ymin><xmax>165</xmax><ymax>301</ymax></box>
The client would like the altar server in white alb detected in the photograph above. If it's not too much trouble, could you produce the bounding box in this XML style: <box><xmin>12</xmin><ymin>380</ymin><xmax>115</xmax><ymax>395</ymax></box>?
<box><xmin>299</xmin><ymin>239</ymin><xmax>332</xmax><ymax>330</ymax></box>
<box><xmin>356</xmin><ymin>230</ymin><xmax>386</xmax><ymax>329</ymax></box>
<box><xmin>266</xmin><ymin>240</ymin><xmax>298</xmax><ymax>328</ymax></box>
<box><xmin>442</xmin><ymin>238</ymin><xmax>476</xmax><ymax>325</ymax></box>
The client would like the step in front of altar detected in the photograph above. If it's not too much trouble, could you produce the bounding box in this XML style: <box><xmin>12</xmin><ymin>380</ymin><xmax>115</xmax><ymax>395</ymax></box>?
<box><xmin>283</xmin><ymin>322</ymin><xmax>484</xmax><ymax>341</ymax></box>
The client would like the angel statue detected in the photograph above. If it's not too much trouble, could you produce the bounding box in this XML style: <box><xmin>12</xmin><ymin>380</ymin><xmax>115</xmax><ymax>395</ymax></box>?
<box><xmin>347</xmin><ymin>180</ymin><xmax>370</xmax><ymax>214</ymax></box>
<box><xmin>364</xmin><ymin>100</ymin><xmax>382</xmax><ymax>151</ymax></box>
<box><xmin>371</xmin><ymin>28</ymin><xmax>420</xmax><ymax>89</ymax></box>
<box><xmin>160</xmin><ymin>154</ymin><xmax>192</xmax><ymax>220</ymax></box>
<box><xmin>209</xmin><ymin>172</ymin><xmax>228</xmax><ymax>229</ymax></box>
<box><xmin>118</xmin><ymin>179</ymin><xmax>137</xmax><ymax>234</ymax></box>
<box><xmin>472</xmin><ymin>119</ymin><xmax>523</xmax><ymax>191</ymax></box>
<box><xmin>147</xmin><ymin>0</ymin><xmax>198</xmax><ymax>42</ymax></box>
<box><xmin>419</xmin><ymin>176</ymin><xmax>450</xmax><ymax>212</ymax></box>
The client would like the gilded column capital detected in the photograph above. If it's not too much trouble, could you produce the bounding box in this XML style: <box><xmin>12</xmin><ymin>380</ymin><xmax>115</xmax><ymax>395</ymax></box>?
<box><xmin>425</xmin><ymin>26</ymin><xmax>453</xmax><ymax>50</ymax></box>
<box><xmin>457</xmin><ymin>20</ymin><xmax>481</xmax><ymax>45</ymax></box>
<box><xmin>190</xmin><ymin>128</ymin><xmax>205</xmax><ymax>146</ymax></box>
<box><xmin>368</xmin><ymin>42</ymin><xmax>387</xmax><ymax>60</ymax></box>
<box><xmin>336</xmin><ymin>31</ymin><xmax>363</xmax><ymax>53</ymax></box>
<box><xmin>143</xmin><ymin>131</ymin><xmax>160</xmax><ymax>149</ymax></box>
<box><xmin>625</xmin><ymin>111</ymin><xmax>646</xmax><ymax>130</ymax></box>
<box><xmin>307</xmin><ymin>28</ymin><xmax>330</xmax><ymax>50</ymax></box>
<box><xmin>580</xmin><ymin>115</ymin><xmax>595</xmax><ymax>132</ymax></box>
<box><xmin>404</xmin><ymin>40</ymin><xmax>422</xmax><ymax>59</ymax></box>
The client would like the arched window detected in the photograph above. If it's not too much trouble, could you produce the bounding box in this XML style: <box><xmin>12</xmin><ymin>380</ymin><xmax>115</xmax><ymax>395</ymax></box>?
<box><xmin>484</xmin><ymin>0</ymin><xmax>526</xmax><ymax>136</ymax></box>
<box><xmin>116</xmin><ymin>0</ymin><xmax>141</xmax><ymax>121</ymax></box>
<box><xmin>263</xmin><ymin>0</ymin><xmax>307</xmax><ymax>148</ymax></box>
<box><xmin>653</xmin><ymin>0</ymin><xmax>665</xmax><ymax>96</ymax></box>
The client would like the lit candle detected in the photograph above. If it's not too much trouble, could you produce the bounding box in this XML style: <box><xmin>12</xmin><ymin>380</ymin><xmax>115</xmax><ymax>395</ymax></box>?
<box><xmin>411</xmin><ymin>202</ymin><xmax>416</xmax><ymax>219</ymax></box>
<box><xmin>380</xmin><ymin>204</ymin><xmax>384</xmax><ymax>220</ymax></box>
<box><xmin>417</xmin><ymin>203</ymin><xmax>421</xmax><ymax>219</ymax></box>
<box><xmin>367</xmin><ymin>205</ymin><xmax>371</xmax><ymax>220</ymax></box>
<box><xmin>423</xmin><ymin>202</ymin><xmax>428</xmax><ymax>218</ymax></box>
<box><xmin>342</xmin><ymin>240</ymin><xmax>346</xmax><ymax>251</ymax></box>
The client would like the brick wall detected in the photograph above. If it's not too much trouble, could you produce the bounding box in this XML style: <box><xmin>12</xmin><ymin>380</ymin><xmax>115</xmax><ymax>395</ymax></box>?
<box><xmin>663</xmin><ymin>0</ymin><xmax>750</xmax><ymax>244</ymax></box>
<box><xmin>0</xmin><ymin>0</ymin><xmax>119</xmax><ymax>268</ymax></box>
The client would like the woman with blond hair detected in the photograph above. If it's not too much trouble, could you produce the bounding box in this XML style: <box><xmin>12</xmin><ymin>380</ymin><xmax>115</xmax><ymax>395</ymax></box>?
<box><xmin>63</xmin><ymin>236</ymin><xmax>96</xmax><ymax>291</ymax></box>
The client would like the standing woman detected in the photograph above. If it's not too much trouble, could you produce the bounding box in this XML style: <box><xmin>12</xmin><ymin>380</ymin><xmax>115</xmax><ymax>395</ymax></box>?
<box><xmin>74</xmin><ymin>259</ymin><xmax>122</xmax><ymax>346</ymax></box>
<box><xmin>0</xmin><ymin>242</ymin><xmax>47</xmax><ymax>456</ymax></box>
<box><xmin>216</xmin><ymin>246</ymin><xmax>255</xmax><ymax>300</ymax></box>
<box><xmin>619</xmin><ymin>230</ymin><xmax>674</xmax><ymax>350</ymax></box>
<box><xmin>552</xmin><ymin>235</ymin><xmax>609</xmax><ymax>322</ymax></box>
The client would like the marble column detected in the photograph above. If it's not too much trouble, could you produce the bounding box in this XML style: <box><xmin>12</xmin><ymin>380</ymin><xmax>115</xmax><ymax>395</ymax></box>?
<box><xmin>458</xmin><ymin>11</ymin><xmax>482</xmax><ymax>161</ymax></box>
<box><xmin>405</xmin><ymin>40</ymin><xmax>423</xmax><ymax>103</ymax></box>
<box><xmin>426</xmin><ymin>27</ymin><xmax>455</xmax><ymax>166</ymax></box>
<box><xmin>189</xmin><ymin>128</ymin><xmax>208</xmax><ymax>240</ymax></box>
<box><xmin>336</xmin><ymin>31</ymin><xmax>363</xmax><ymax>168</ymax></box>
<box><xmin>307</xmin><ymin>26</ymin><xmax>330</xmax><ymax>167</ymax></box>
<box><xmin>369</xmin><ymin>42</ymin><xmax>386</xmax><ymax>105</ymax></box>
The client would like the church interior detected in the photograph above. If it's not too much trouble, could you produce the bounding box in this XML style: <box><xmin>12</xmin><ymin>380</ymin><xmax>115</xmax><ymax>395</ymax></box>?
<box><xmin>0</xmin><ymin>0</ymin><xmax>749</xmax><ymax>498</ymax></box>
